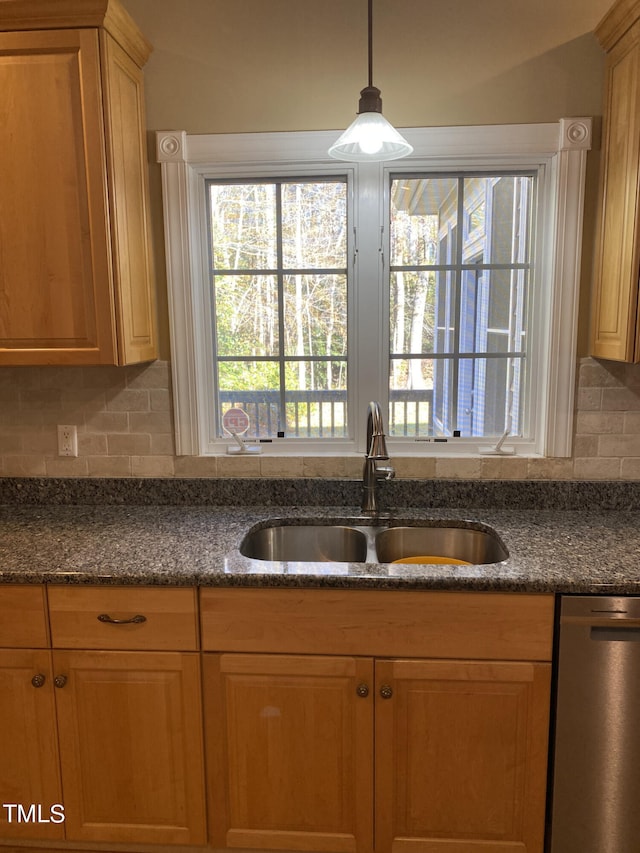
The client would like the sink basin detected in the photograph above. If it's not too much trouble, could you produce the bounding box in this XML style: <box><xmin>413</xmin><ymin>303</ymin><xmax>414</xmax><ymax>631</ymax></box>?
<box><xmin>240</xmin><ymin>525</ymin><xmax>368</xmax><ymax>563</ymax></box>
<box><xmin>375</xmin><ymin>525</ymin><xmax>508</xmax><ymax>565</ymax></box>
<box><xmin>240</xmin><ymin>520</ymin><xmax>508</xmax><ymax>566</ymax></box>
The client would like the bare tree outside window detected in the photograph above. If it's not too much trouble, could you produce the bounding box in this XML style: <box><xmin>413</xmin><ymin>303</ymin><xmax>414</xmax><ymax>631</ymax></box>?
<box><xmin>207</xmin><ymin>179</ymin><xmax>348</xmax><ymax>439</ymax></box>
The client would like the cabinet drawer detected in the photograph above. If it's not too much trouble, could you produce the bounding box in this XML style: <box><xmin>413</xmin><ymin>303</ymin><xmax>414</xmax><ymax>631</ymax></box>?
<box><xmin>48</xmin><ymin>586</ymin><xmax>198</xmax><ymax>650</ymax></box>
<box><xmin>200</xmin><ymin>588</ymin><xmax>554</xmax><ymax>661</ymax></box>
<box><xmin>0</xmin><ymin>585</ymin><xmax>48</xmax><ymax>647</ymax></box>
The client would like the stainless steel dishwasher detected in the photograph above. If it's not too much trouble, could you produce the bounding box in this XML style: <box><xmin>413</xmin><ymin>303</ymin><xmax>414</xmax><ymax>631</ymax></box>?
<box><xmin>551</xmin><ymin>595</ymin><xmax>640</xmax><ymax>853</ymax></box>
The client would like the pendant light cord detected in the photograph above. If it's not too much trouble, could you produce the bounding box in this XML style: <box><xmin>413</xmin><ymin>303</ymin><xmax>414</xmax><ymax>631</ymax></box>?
<box><xmin>367</xmin><ymin>0</ymin><xmax>373</xmax><ymax>88</ymax></box>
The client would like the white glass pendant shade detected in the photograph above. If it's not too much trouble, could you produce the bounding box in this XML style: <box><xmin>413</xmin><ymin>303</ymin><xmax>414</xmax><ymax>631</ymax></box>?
<box><xmin>328</xmin><ymin>0</ymin><xmax>413</xmax><ymax>164</ymax></box>
<box><xmin>328</xmin><ymin>110</ymin><xmax>413</xmax><ymax>162</ymax></box>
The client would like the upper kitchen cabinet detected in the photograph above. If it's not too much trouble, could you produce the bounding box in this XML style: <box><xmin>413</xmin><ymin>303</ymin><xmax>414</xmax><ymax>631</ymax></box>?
<box><xmin>0</xmin><ymin>0</ymin><xmax>157</xmax><ymax>365</ymax></box>
<box><xmin>591</xmin><ymin>0</ymin><xmax>640</xmax><ymax>362</ymax></box>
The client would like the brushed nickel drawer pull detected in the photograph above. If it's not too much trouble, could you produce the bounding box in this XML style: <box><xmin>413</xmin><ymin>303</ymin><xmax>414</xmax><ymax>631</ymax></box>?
<box><xmin>54</xmin><ymin>675</ymin><xmax>67</xmax><ymax>688</ymax></box>
<box><xmin>31</xmin><ymin>674</ymin><xmax>45</xmax><ymax>688</ymax></box>
<box><xmin>97</xmin><ymin>614</ymin><xmax>147</xmax><ymax>625</ymax></box>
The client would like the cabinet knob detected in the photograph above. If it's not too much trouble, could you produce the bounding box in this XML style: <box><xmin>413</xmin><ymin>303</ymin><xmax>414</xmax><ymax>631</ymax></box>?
<box><xmin>31</xmin><ymin>674</ymin><xmax>45</xmax><ymax>688</ymax></box>
<box><xmin>54</xmin><ymin>675</ymin><xmax>67</xmax><ymax>688</ymax></box>
<box><xmin>356</xmin><ymin>683</ymin><xmax>369</xmax><ymax>698</ymax></box>
<box><xmin>380</xmin><ymin>684</ymin><xmax>393</xmax><ymax>699</ymax></box>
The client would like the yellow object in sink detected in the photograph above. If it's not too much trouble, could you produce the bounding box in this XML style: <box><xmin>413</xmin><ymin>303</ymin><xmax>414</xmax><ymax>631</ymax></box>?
<box><xmin>391</xmin><ymin>555</ymin><xmax>472</xmax><ymax>565</ymax></box>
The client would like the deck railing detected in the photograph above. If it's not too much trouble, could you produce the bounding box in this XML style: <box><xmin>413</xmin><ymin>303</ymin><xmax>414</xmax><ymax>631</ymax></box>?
<box><xmin>219</xmin><ymin>389</ymin><xmax>434</xmax><ymax>438</ymax></box>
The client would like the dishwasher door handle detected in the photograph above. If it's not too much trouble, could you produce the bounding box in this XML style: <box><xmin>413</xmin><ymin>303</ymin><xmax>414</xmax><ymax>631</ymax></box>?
<box><xmin>590</xmin><ymin>625</ymin><xmax>640</xmax><ymax>642</ymax></box>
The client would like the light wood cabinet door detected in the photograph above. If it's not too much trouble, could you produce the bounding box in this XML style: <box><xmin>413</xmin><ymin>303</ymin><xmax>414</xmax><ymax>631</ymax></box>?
<box><xmin>0</xmin><ymin>650</ymin><xmax>63</xmax><ymax>841</ymax></box>
<box><xmin>374</xmin><ymin>659</ymin><xmax>551</xmax><ymax>853</ymax></box>
<box><xmin>204</xmin><ymin>653</ymin><xmax>374</xmax><ymax>853</ymax></box>
<box><xmin>0</xmin><ymin>28</ymin><xmax>116</xmax><ymax>365</ymax></box>
<box><xmin>591</xmin><ymin>2</ymin><xmax>640</xmax><ymax>362</ymax></box>
<box><xmin>0</xmin><ymin>3</ymin><xmax>157</xmax><ymax>366</ymax></box>
<box><xmin>53</xmin><ymin>649</ymin><xmax>206</xmax><ymax>846</ymax></box>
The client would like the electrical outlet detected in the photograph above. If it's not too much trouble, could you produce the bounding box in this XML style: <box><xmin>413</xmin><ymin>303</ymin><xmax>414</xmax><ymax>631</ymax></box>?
<box><xmin>57</xmin><ymin>425</ymin><xmax>78</xmax><ymax>457</ymax></box>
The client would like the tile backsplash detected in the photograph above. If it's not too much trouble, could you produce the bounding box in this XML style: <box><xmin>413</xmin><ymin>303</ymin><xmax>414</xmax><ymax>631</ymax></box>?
<box><xmin>0</xmin><ymin>357</ymin><xmax>638</xmax><ymax>480</ymax></box>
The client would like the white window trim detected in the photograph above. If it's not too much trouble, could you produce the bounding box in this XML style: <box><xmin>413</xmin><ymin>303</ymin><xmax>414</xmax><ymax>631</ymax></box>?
<box><xmin>157</xmin><ymin>118</ymin><xmax>591</xmax><ymax>458</ymax></box>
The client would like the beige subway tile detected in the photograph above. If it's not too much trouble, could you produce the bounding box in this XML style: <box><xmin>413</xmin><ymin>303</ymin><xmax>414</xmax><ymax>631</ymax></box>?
<box><xmin>60</xmin><ymin>388</ymin><xmax>107</xmax><ymax>411</ymax></box>
<box><xmin>0</xmin><ymin>432</ymin><xmax>24</xmax><ymax>453</ymax></box>
<box><xmin>107</xmin><ymin>433</ymin><xmax>152</xmax><ymax>456</ymax></box>
<box><xmin>129</xmin><ymin>411</ymin><xmax>174</xmax><ymax>434</ymax></box>
<box><xmin>602</xmin><ymin>387</ymin><xmax>640</xmax><ymax>411</ymax></box>
<box><xmin>217</xmin><ymin>454</ymin><xmax>262</xmax><ymax>477</ymax></box>
<box><xmin>126</xmin><ymin>361</ymin><xmax>170</xmax><ymax>389</ymax></box>
<box><xmin>85</xmin><ymin>411</ymin><xmax>129</xmax><ymax>433</ymax></box>
<box><xmin>392</xmin><ymin>456</ymin><xmax>437</xmax><ymax>479</ymax></box>
<box><xmin>576</xmin><ymin>387</ymin><xmax>602</xmax><ymax>411</ymax></box>
<box><xmin>19</xmin><ymin>389</ymin><xmax>62</xmax><ymax>410</ymax></box>
<box><xmin>78</xmin><ymin>433</ymin><xmax>108</xmax><ymax>455</ymax></box>
<box><xmin>174</xmin><ymin>456</ymin><xmax>219</xmax><ymax>477</ymax></box>
<box><xmin>2</xmin><ymin>455</ymin><xmax>46</xmax><ymax>476</ymax></box>
<box><xmin>0</xmin><ymin>367</ymin><xmax>40</xmax><ymax>390</ymax></box>
<box><xmin>573</xmin><ymin>457</ymin><xmax>621</xmax><ymax>479</ymax></box>
<box><xmin>131</xmin><ymin>456</ymin><xmax>176</xmax><ymax>477</ymax></box>
<box><xmin>527</xmin><ymin>457</ymin><xmax>575</xmax><ymax>479</ymax></box>
<box><xmin>344</xmin><ymin>456</ymin><xmax>364</xmax><ymax>478</ymax></box>
<box><xmin>106</xmin><ymin>389</ymin><xmax>150</xmax><ymax>412</ymax></box>
<box><xmin>0</xmin><ymin>385</ymin><xmax>20</xmax><ymax>404</ymax></box>
<box><xmin>39</xmin><ymin>367</ymin><xmax>85</xmax><ymax>390</ymax></box>
<box><xmin>9</xmin><ymin>410</ymin><xmax>44</xmax><ymax>429</ymax></box>
<box><xmin>572</xmin><ymin>435</ymin><xmax>599</xmax><ymax>458</ymax></box>
<box><xmin>0</xmin><ymin>410</ymin><xmax>20</xmax><ymax>429</ymax></box>
<box><xmin>579</xmin><ymin>359</ymin><xmax>627</xmax><ymax>388</ymax></box>
<box><xmin>45</xmin><ymin>457</ymin><xmax>89</xmax><ymax>477</ymax></box>
<box><xmin>620</xmin><ymin>457</ymin><xmax>640</xmax><ymax>479</ymax></box>
<box><xmin>435</xmin><ymin>457</ymin><xmax>482</xmax><ymax>479</ymax></box>
<box><xmin>22</xmin><ymin>431</ymin><xmax>58</xmax><ymax>455</ymax></box>
<box><xmin>82</xmin><ymin>365</ymin><xmax>128</xmax><ymax>390</ymax></box>
<box><xmin>150</xmin><ymin>433</ymin><xmax>176</xmax><ymax>455</ymax></box>
<box><xmin>480</xmin><ymin>457</ymin><xmax>529</xmax><ymax>479</ymax></box>
<box><xmin>87</xmin><ymin>456</ymin><xmax>132</xmax><ymax>477</ymax></box>
<box><xmin>575</xmin><ymin>411</ymin><xmax>625</xmax><ymax>435</ymax></box>
<box><xmin>624</xmin><ymin>411</ymin><xmax>640</xmax><ymax>434</ymax></box>
<box><xmin>150</xmin><ymin>389</ymin><xmax>172</xmax><ymax>412</ymax></box>
<box><xmin>303</xmin><ymin>456</ymin><xmax>348</xmax><ymax>478</ymax></box>
<box><xmin>624</xmin><ymin>363</ymin><xmax>640</xmax><ymax>387</ymax></box>
<box><xmin>598</xmin><ymin>434</ymin><xmax>640</xmax><ymax>457</ymax></box>
<box><xmin>259</xmin><ymin>456</ymin><xmax>304</xmax><ymax>477</ymax></box>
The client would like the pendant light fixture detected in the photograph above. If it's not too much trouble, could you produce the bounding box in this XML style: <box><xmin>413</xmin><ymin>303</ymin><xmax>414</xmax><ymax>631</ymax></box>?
<box><xmin>328</xmin><ymin>0</ymin><xmax>413</xmax><ymax>162</ymax></box>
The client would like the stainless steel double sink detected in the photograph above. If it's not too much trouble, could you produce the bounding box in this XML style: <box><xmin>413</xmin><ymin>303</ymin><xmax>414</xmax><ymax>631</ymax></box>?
<box><xmin>240</xmin><ymin>520</ymin><xmax>508</xmax><ymax>566</ymax></box>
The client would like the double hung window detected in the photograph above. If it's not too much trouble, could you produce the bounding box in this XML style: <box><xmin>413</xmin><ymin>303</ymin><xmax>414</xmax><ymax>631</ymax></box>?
<box><xmin>158</xmin><ymin>120</ymin><xmax>590</xmax><ymax>457</ymax></box>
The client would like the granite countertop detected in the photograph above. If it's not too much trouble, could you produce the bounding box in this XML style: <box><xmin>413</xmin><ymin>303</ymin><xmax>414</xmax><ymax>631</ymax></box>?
<box><xmin>2</xmin><ymin>501</ymin><xmax>640</xmax><ymax>593</ymax></box>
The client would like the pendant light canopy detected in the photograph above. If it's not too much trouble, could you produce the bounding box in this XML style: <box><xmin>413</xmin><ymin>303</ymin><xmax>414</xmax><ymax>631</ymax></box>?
<box><xmin>328</xmin><ymin>0</ymin><xmax>412</xmax><ymax>162</ymax></box>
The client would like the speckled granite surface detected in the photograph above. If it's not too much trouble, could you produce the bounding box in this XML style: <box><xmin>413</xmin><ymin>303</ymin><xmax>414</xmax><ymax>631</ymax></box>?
<box><xmin>4</xmin><ymin>475</ymin><xmax>640</xmax><ymax>510</ymax></box>
<box><xmin>1</xmin><ymin>495</ymin><xmax>639</xmax><ymax>592</ymax></box>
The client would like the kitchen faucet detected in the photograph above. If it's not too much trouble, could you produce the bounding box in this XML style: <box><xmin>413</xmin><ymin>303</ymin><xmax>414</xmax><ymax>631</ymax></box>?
<box><xmin>362</xmin><ymin>401</ymin><xmax>395</xmax><ymax>514</ymax></box>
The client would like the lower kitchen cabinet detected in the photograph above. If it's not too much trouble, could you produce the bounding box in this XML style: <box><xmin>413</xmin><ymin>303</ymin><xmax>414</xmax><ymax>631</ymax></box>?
<box><xmin>375</xmin><ymin>658</ymin><xmax>551</xmax><ymax>853</ymax></box>
<box><xmin>53</xmin><ymin>649</ymin><xmax>207</xmax><ymax>846</ymax></box>
<box><xmin>204</xmin><ymin>652</ymin><xmax>551</xmax><ymax>853</ymax></box>
<box><xmin>0</xmin><ymin>650</ymin><xmax>63</xmax><ymax>841</ymax></box>
<box><xmin>0</xmin><ymin>585</ymin><xmax>207</xmax><ymax>849</ymax></box>
<box><xmin>201</xmin><ymin>588</ymin><xmax>554</xmax><ymax>853</ymax></box>
<box><xmin>205</xmin><ymin>653</ymin><xmax>374</xmax><ymax>852</ymax></box>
